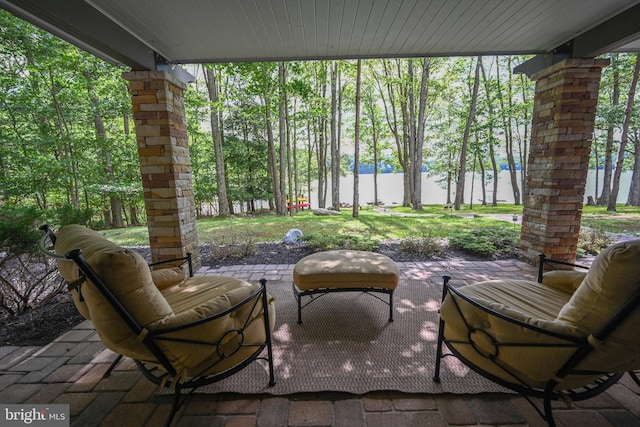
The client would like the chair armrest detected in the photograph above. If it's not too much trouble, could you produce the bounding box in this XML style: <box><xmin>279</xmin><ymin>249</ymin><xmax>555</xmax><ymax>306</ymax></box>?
<box><xmin>149</xmin><ymin>253</ymin><xmax>193</xmax><ymax>277</ymax></box>
<box><xmin>151</xmin><ymin>267</ymin><xmax>186</xmax><ymax>290</ymax></box>
<box><xmin>537</xmin><ymin>253</ymin><xmax>589</xmax><ymax>283</ymax></box>
<box><xmin>541</xmin><ymin>270</ymin><xmax>587</xmax><ymax>294</ymax></box>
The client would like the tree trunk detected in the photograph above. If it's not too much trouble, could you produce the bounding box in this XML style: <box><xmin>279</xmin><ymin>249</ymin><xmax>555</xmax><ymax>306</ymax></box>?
<box><xmin>353</xmin><ymin>60</ymin><xmax>362</xmax><ymax>217</ymax></box>
<box><xmin>376</xmin><ymin>60</ymin><xmax>407</xmax><ymax>205</ymax></box>
<box><xmin>367</xmin><ymin>93</ymin><xmax>380</xmax><ymax>207</ymax></box>
<box><xmin>400</xmin><ymin>60</ymin><xmax>413</xmax><ymax>206</ymax></box>
<box><xmin>306</xmin><ymin>120</ymin><xmax>312</xmax><ymax>207</ymax></box>
<box><xmin>204</xmin><ymin>65</ymin><xmax>230</xmax><ymax>217</ymax></box>
<box><xmin>480</xmin><ymin>60</ymin><xmax>500</xmax><ymax>206</ymax></box>
<box><xmin>517</xmin><ymin>73</ymin><xmax>530</xmax><ymax>201</ymax></box>
<box><xmin>495</xmin><ymin>56</ymin><xmax>521</xmax><ymax>205</ymax></box>
<box><xmin>412</xmin><ymin>58</ymin><xmax>430</xmax><ymax>210</ymax></box>
<box><xmin>407</xmin><ymin>60</ymin><xmax>416</xmax><ymax>206</ymax></box>
<box><xmin>47</xmin><ymin>69</ymin><xmax>79</xmax><ymax>208</ymax></box>
<box><xmin>331</xmin><ymin>62</ymin><xmax>341</xmax><ymax>210</ymax></box>
<box><xmin>598</xmin><ymin>54</ymin><xmax>620</xmax><ymax>206</ymax></box>
<box><xmin>264</xmin><ymin>90</ymin><xmax>284</xmax><ymax>214</ymax></box>
<box><xmin>609</xmin><ymin>53</ymin><xmax>640</xmax><ymax>210</ymax></box>
<box><xmin>315</xmin><ymin>63</ymin><xmax>328</xmax><ymax>208</ymax></box>
<box><xmin>627</xmin><ymin>130</ymin><xmax>640</xmax><ymax>205</ymax></box>
<box><xmin>84</xmin><ymin>70</ymin><xmax>124</xmax><ymax>228</ymax></box>
<box><xmin>278</xmin><ymin>63</ymin><xmax>288</xmax><ymax>215</ymax></box>
<box><xmin>454</xmin><ymin>57</ymin><xmax>481</xmax><ymax>210</ymax></box>
<box><xmin>129</xmin><ymin>205</ymin><xmax>140</xmax><ymax>226</ymax></box>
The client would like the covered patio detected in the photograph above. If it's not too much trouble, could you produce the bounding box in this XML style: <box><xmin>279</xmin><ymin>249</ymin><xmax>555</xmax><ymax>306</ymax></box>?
<box><xmin>2</xmin><ymin>1</ymin><xmax>640</xmax><ymax>426</ymax></box>
<box><xmin>2</xmin><ymin>259</ymin><xmax>639</xmax><ymax>426</ymax></box>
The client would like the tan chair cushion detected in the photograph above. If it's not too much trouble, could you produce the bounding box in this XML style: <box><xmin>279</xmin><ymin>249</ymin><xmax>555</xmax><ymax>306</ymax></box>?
<box><xmin>441</xmin><ymin>279</ymin><xmax>587</xmax><ymax>389</ymax></box>
<box><xmin>557</xmin><ymin>240</ymin><xmax>640</xmax><ymax>332</ymax></box>
<box><xmin>55</xmin><ymin>225</ymin><xmax>173</xmax><ymax>362</ymax></box>
<box><xmin>541</xmin><ymin>270</ymin><xmax>587</xmax><ymax>294</ymax></box>
<box><xmin>151</xmin><ymin>267</ymin><xmax>186</xmax><ymax>290</ymax></box>
<box><xmin>557</xmin><ymin>239</ymin><xmax>640</xmax><ymax>373</ymax></box>
<box><xmin>159</xmin><ymin>275</ymin><xmax>276</xmax><ymax>375</ymax></box>
<box><xmin>54</xmin><ymin>225</ymin><xmax>276</xmax><ymax>377</ymax></box>
<box><xmin>293</xmin><ymin>250</ymin><xmax>399</xmax><ymax>290</ymax></box>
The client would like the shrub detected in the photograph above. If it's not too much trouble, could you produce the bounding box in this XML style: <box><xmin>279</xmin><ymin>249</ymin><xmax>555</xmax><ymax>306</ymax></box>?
<box><xmin>0</xmin><ymin>206</ymin><xmax>65</xmax><ymax>316</ymax></box>
<box><xmin>398</xmin><ymin>231</ymin><xmax>444</xmax><ymax>257</ymax></box>
<box><xmin>577</xmin><ymin>227</ymin><xmax>614</xmax><ymax>255</ymax></box>
<box><xmin>449</xmin><ymin>226</ymin><xmax>519</xmax><ymax>259</ymax></box>
<box><xmin>0</xmin><ymin>206</ymin><xmax>46</xmax><ymax>256</ymax></box>
<box><xmin>55</xmin><ymin>204</ymin><xmax>95</xmax><ymax>227</ymax></box>
<box><xmin>301</xmin><ymin>233</ymin><xmax>380</xmax><ymax>252</ymax></box>
<box><xmin>211</xmin><ymin>227</ymin><xmax>257</xmax><ymax>259</ymax></box>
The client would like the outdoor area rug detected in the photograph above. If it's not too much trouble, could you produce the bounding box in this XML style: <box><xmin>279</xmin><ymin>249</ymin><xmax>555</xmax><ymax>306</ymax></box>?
<box><xmin>198</xmin><ymin>279</ymin><xmax>511</xmax><ymax>396</ymax></box>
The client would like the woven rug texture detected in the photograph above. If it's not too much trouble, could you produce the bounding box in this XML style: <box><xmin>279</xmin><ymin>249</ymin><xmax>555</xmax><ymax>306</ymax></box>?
<box><xmin>199</xmin><ymin>279</ymin><xmax>510</xmax><ymax>395</ymax></box>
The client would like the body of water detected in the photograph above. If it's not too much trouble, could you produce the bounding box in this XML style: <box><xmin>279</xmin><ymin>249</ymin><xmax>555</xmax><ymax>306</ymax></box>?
<box><xmin>309</xmin><ymin>170</ymin><xmax>633</xmax><ymax>207</ymax></box>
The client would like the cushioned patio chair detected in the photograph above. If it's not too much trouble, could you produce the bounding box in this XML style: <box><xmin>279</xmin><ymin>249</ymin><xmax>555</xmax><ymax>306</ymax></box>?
<box><xmin>39</xmin><ymin>225</ymin><xmax>276</xmax><ymax>427</ymax></box>
<box><xmin>433</xmin><ymin>239</ymin><xmax>640</xmax><ymax>427</ymax></box>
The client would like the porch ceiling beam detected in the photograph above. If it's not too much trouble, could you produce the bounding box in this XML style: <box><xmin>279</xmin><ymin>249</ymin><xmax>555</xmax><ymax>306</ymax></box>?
<box><xmin>0</xmin><ymin>0</ymin><xmax>156</xmax><ymax>70</ymax></box>
<box><xmin>515</xmin><ymin>3</ymin><xmax>640</xmax><ymax>78</ymax></box>
<box><xmin>572</xmin><ymin>3</ymin><xmax>640</xmax><ymax>58</ymax></box>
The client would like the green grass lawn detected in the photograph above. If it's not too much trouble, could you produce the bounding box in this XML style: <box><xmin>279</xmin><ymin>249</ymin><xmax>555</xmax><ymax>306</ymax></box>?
<box><xmin>102</xmin><ymin>204</ymin><xmax>640</xmax><ymax>246</ymax></box>
<box><xmin>581</xmin><ymin>205</ymin><xmax>640</xmax><ymax>235</ymax></box>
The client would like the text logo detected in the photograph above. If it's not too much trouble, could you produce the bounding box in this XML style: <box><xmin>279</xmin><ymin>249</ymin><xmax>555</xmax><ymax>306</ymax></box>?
<box><xmin>1</xmin><ymin>405</ymin><xmax>69</xmax><ymax>426</ymax></box>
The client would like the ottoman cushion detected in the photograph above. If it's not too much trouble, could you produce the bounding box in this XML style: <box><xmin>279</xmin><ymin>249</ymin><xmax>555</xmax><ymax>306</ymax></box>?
<box><xmin>293</xmin><ymin>250</ymin><xmax>399</xmax><ymax>290</ymax></box>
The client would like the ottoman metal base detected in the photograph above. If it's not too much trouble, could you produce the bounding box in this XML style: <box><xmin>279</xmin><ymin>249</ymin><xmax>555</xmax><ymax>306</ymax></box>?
<box><xmin>292</xmin><ymin>250</ymin><xmax>399</xmax><ymax>324</ymax></box>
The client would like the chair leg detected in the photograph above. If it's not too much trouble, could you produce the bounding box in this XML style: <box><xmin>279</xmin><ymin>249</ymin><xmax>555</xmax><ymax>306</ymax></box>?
<box><xmin>433</xmin><ymin>275</ymin><xmax>451</xmax><ymax>383</ymax></box>
<box><xmin>260</xmin><ymin>279</ymin><xmax>277</xmax><ymax>387</ymax></box>
<box><xmin>543</xmin><ymin>395</ymin><xmax>557</xmax><ymax>427</ymax></box>
<box><xmin>433</xmin><ymin>317</ymin><xmax>445</xmax><ymax>383</ymax></box>
<box><xmin>103</xmin><ymin>354</ymin><xmax>123</xmax><ymax>378</ymax></box>
<box><xmin>164</xmin><ymin>384</ymin><xmax>183</xmax><ymax>427</ymax></box>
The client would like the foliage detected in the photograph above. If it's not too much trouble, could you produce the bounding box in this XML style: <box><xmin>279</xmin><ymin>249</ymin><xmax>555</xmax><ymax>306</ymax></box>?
<box><xmin>449</xmin><ymin>226</ymin><xmax>519</xmax><ymax>259</ymax></box>
<box><xmin>0</xmin><ymin>206</ymin><xmax>44</xmax><ymax>256</ymax></box>
<box><xmin>0</xmin><ymin>10</ymin><xmax>137</xmax><ymax>225</ymax></box>
<box><xmin>210</xmin><ymin>227</ymin><xmax>257</xmax><ymax>259</ymax></box>
<box><xmin>0</xmin><ymin>206</ymin><xmax>64</xmax><ymax>316</ymax></box>
<box><xmin>577</xmin><ymin>227</ymin><xmax>615</xmax><ymax>255</ymax></box>
<box><xmin>55</xmin><ymin>204</ymin><xmax>95</xmax><ymax>227</ymax></box>
<box><xmin>301</xmin><ymin>233</ymin><xmax>380</xmax><ymax>252</ymax></box>
<box><xmin>398</xmin><ymin>231</ymin><xmax>444</xmax><ymax>257</ymax></box>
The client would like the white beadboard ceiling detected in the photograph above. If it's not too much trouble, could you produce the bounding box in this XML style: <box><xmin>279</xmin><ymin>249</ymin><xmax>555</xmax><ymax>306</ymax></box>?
<box><xmin>2</xmin><ymin>0</ymin><xmax>640</xmax><ymax>68</ymax></box>
<box><xmin>86</xmin><ymin>0</ymin><xmax>640</xmax><ymax>63</ymax></box>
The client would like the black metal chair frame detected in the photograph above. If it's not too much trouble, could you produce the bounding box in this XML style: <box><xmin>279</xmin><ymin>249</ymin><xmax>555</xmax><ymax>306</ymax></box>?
<box><xmin>39</xmin><ymin>226</ymin><xmax>276</xmax><ymax>427</ymax></box>
<box><xmin>433</xmin><ymin>253</ymin><xmax>640</xmax><ymax>427</ymax></box>
<box><xmin>292</xmin><ymin>283</ymin><xmax>394</xmax><ymax>324</ymax></box>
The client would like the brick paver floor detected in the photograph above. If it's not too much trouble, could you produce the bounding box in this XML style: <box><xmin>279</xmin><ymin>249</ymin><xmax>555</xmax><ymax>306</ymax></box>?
<box><xmin>1</xmin><ymin>260</ymin><xmax>639</xmax><ymax>427</ymax></box>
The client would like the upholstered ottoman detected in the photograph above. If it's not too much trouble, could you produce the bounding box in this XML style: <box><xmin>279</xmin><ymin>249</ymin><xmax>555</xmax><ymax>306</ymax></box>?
<box><xmin>292</xmin><ymin>250</ymin><xmax>399</xmax><ymax>323</ymax></box>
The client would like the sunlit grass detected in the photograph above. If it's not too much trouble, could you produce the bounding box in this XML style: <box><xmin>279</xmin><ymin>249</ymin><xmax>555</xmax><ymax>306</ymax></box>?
<box><xmin>103</xmin><ymin>208</ymin><xmax>510</xmax><ymax>246</ymax></box>
<box><xmin>388</xmin><ymin>204</ymin><xmax>524</xmax><ymax>215</ymax></box>
<box><xmin>581</xmin><ymin>205</ymin><xmax>640</xmax><ymax>235</ymax></box>
<box><xmin>101</xmin><ymin>204</ymin><xmax>640</xmax><ymax>246</ymax></box>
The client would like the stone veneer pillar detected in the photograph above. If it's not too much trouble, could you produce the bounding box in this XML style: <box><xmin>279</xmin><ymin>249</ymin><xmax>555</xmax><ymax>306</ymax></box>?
<box><xmin>519</xmin><ymin>58</ymin><xmax>609</xmax><ymax>265</ymax></box>
<box><xmin>122</xmin><ymin>70</ymin><xmax>200</xmax><ymax>270</ymax></box>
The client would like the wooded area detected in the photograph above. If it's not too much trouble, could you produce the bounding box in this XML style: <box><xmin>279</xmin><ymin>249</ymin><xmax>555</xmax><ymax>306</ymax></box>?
<box><xmin>1</xmin><ymin>11</ymin><xmax>639</xmax><ymax>229</ymax></box>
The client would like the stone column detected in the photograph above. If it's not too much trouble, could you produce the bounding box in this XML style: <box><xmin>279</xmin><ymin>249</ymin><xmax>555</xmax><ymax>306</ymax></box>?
<box><xmin>519</xmin><ymin>59</ymin><xmax>609</xmax><ymax>265</ymax></box>
<box><xmin>122</xmin><ymin>70</ymin><xmax>200</xmax><ymax>270</ymax></box>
